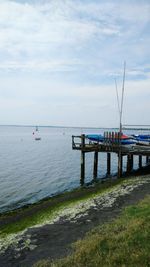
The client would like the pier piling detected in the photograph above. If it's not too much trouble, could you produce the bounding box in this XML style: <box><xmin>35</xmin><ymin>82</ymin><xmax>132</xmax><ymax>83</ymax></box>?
<box><xmin>118</xmin><ymin>153</ymin><xmax>123</xmax><ymax>178</ymax></box>
<box><xmin>139</xmin><ymin>155</ymin><xmax>142</xmax><ymax>169</ymax></box>
<box><xmin>107</xmin><ymin>153</ymin><xmax>111</xmax><ymax>176</ymax></box>
<box><xmin>80</xmin><ymin>135</ymin><xmax>85</xmax><ymax>186</ymax></box>
<box><xmin>80</xmin><ymin>151</ymin><xmax>85</xmax><ymax>186</ymax></box>
<box><xmin>93</xmin><ymin>151</ymin><xmax>98</xmax><ymax>181</ymax></box>
<box><xmin>127</xmin><ymin>154</ymin><xmax>133</xmax><ymax>174</ymax></box>
<box><xmin>146</xmin><ymin>156</ymin><xmax>149</xmax><ymax>165</ymax></box>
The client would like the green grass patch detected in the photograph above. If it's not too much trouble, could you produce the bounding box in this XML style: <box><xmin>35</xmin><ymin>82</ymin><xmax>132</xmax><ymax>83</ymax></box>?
<box><xmin>34</xmin><ymin>195</ymin><xmax>150</xmax><ymax>267</ymax></box>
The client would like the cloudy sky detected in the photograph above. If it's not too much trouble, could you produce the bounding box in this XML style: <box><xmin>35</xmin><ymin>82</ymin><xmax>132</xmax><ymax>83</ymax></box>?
<box><xmin>0</xmin><ymin>0</ymin><xmax>149</xmax><ymax>127</ymax></box>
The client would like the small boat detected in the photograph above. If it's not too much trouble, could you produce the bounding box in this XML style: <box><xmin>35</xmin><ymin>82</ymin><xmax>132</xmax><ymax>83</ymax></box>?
<box><xmin>35</xmin><ymin>137</ymin><xmax>41</xmax><ymax>141</ymax></box>
<box><xmin>85</xmin><ymin>134</ymin><xmax>104</xmax><ymax>143</ymax></box>
<box><xmin>33</xmin><ymin>126</ymin><xmax>41</xmax><ymax>141</ymax></box>
<box><xmin>132</xmin><ymin>134</ymin><xmax>150</xmax><ymax>146</ymax></box>
<box><xmin>120</xmin><ymin>134</ymin><xmax>136</xmax><ymax>145</ymax></box>
<box><xmin>134</xmin><ymin>134</ymin><xmax>150</xmax><ymax>140</ymax></box>
<box><xmin>120</xmin><ymin>139</ymin><xmax>136</xmax><ymax>145</ymax></box>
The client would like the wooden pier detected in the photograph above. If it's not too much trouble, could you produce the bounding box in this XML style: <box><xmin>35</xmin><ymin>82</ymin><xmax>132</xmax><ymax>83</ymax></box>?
<box><xmin>72</xmin><ymin>132</ymin><xmax>150</xmax><ymax>185</ymax></box>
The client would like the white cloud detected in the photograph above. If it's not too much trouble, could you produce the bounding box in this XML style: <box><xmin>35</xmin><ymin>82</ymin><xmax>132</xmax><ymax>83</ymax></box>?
<box><xmin>0</xmin><ymin>0</ymin><xmax>122</xmax><ymax>71</ymax></box>
<box><xmin>0</xmin><ymin>0</ymin><xmax>149</xmax><ymax>126</ymax></box>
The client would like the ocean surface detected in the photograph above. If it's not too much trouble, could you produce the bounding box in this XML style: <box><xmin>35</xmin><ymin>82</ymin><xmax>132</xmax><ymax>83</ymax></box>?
<box><xmin>0</xmin><ymin>126</ymin><xmax>146</xmax><ymax>213</ymax></box>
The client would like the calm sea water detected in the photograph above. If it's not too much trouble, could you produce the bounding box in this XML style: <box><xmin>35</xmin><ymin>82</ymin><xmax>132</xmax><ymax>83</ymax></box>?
<box><xmin>0</xmin><ymin>126</ymin><xmax>145</xmax><ymax>213</ymax></box>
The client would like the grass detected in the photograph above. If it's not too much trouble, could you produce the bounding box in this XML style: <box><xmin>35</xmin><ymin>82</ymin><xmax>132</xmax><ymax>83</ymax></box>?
<box><xmin>34</xmin><ymin>195</ymin><xmax>150</xmax><ymax>267</ymax></box>
<box><xmin>0</xmin><ymin>177</ymin><xmax>129</xmax><ymax>237</ymax></box>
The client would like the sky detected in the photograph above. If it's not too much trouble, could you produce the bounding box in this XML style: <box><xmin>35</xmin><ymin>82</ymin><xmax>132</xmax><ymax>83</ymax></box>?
<box><xmin>0</xmin><ymin>0</ymin><xmax>150</xmax><ymax>127</ymax></box>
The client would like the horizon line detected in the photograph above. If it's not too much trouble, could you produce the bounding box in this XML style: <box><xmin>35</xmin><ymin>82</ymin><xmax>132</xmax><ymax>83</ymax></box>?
<box><xmin>0</xmin><ymin>124</ymin><xmax>119</xmax><ymax>129</ymax></box>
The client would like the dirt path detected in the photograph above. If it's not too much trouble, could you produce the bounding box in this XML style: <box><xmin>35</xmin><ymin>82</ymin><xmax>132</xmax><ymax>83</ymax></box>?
<box><xmin>0</xmin><ymin>176</ymin><xmax>150</xmax><ymax>267</ymax></box>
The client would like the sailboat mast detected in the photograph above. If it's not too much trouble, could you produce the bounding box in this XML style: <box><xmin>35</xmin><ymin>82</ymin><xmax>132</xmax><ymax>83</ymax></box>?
<box><xmin>115</xmin><ymin>78</ymin><xmax>121</xmax><ymax>117</ymax></box>
<box><xmin>119</xmin><ymin>61</ymin><xmax>126</xmax><ymax>134</ymax></box>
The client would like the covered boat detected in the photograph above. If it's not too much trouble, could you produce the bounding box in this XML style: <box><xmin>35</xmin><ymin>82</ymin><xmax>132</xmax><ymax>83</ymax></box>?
<box><xmin>85</xmin><ymin>134</ymin><xmax>104</xmax><ymax>142</ymax></box>
<box><xmin>132</xmin><ymin>134</ymin><xmax>150</xmax><ymax>146</ymax></box>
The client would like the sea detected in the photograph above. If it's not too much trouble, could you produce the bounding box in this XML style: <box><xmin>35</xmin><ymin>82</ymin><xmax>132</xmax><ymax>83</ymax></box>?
<box><xmin>0</xmin><ymin>126</ymin><xmax>146</xmax><ymax>213</ymax></box>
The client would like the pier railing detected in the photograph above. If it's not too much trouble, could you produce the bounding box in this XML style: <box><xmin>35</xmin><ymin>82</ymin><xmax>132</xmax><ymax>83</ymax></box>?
<box><xmin>72</xmin><ymin>132</ymin><xmax>123</xmax><ymax>152</ymax></box>
<box><xmin>103</xmin><ymin>131</ymin><xmax>121</xmax><ymax>145</ymax></box>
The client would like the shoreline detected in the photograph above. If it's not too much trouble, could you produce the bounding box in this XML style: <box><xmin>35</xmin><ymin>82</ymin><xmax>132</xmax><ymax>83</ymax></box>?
<box><xmin>0</xmin><ymin>173</ymin><xmax>150</xmax><ymax>266</ymax></box>
<box><xmin>1</xmin><ymin>164</ymin><xmax>150</xmax><ymax>217</ymax></box>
